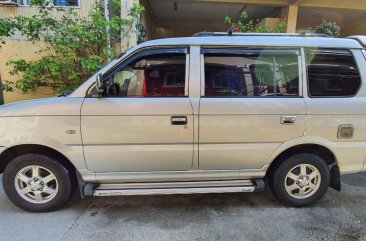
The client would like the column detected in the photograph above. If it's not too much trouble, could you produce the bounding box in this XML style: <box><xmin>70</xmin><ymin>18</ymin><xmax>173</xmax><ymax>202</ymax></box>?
<box><xmin>282</xmin><ymin>5</ymin><xmax>299</xmax><ymax>33</ymax></box>
<box><xmin>121</xmin><ymin>0</ymin><xmax>138</xmax><ymax>51</ymax></box>
<box><xmin>0</xmin><ymin>74</ymin><xmax>4</xmax><ymax>105</ymax></box>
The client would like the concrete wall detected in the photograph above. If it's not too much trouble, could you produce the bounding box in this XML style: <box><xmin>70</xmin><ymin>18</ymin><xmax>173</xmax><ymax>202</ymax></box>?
<box><xmin>140</xmin><ymin>0</ymin><xmax>156</xmax><ymax>40</ymax></box>
<box><xmin>155</xmin><ymin>19</ymin><xmax>228</xmax><ymax>38</ymax></box>
<box><xmin>342</xmin><ymin>15</ymin><xmax>366</xmax><ymax>37</ymax></box>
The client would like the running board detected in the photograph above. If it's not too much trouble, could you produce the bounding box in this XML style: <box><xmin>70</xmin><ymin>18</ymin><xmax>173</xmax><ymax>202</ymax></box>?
<box><xmin>91</xmin><ymin>180</ymin><xmax>263</xmax><ymax>197</ymax></box>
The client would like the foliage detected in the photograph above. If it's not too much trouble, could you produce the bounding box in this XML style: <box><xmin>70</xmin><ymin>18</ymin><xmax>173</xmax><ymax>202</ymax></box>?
<box><xmin>315</xmin><ymin>20</ymin><xmax>340</xmax><ymax>37</ymax></box>
<box><xmin>225</xmin><ymin>11</ymin><xmax>287</xmax><ymax>33</ymax></box>
<box><xmin>0</xmin><ymin>0</ymin><xmax>144</xmax><ymax>94</ymax></box>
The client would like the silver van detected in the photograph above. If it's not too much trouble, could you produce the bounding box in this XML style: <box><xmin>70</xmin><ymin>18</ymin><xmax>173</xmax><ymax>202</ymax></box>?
<box><xmin>1</xmin><ymin>33</ymin><xmax>366</xmax><ymax>212</ymax></box>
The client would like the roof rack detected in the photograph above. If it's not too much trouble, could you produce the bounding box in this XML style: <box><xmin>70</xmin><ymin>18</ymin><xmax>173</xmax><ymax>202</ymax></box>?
<box><xmin>192</xmin><ymin>31</ymin><xmax>330</xmax><ymax>38</ymax></box>
<box><xmin>347</xmin><ymin>35</ymin><xmax>366</xmax><ymax>47</ymax></box>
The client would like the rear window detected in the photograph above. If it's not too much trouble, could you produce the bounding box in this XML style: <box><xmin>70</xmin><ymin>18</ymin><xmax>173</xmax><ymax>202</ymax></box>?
<box><xmin>306</xmin><ymin>49</ymin><xmax>361</xmax><ymax>97</ymax></box>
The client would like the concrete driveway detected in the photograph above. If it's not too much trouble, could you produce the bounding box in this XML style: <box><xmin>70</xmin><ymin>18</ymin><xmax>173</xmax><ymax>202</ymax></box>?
<box><xmin>0</xmin><ymin>173</ymin><xmax>366</xmax><ymax>241</ymax></box>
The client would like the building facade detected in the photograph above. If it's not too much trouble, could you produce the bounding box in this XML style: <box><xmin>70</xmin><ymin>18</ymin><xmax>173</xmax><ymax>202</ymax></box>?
<box><xmin>1</xmin><ymin>0</ymin><xmax>366</xmax><ymax>103</ymax></box>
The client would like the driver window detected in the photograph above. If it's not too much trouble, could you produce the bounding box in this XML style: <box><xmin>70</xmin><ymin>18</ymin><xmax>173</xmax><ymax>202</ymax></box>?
<box><xmin>101</xmin><ymin>52</ymin><xmax>187</xmax><ymax>97</ymax></box>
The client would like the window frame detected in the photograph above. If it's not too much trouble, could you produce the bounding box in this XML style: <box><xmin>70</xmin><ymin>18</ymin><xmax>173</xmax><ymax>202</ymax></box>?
<box><xmin>305</xmin><ymin>48</ymin><xmax>362</xmax><ymax>98</ymax></box>
<box><xmin>200</xmin><ymin>47</ymin><xmax>302</xmax><ymax>98</ymax></box>
<box><xmin>86</xmin><ymin>47</ymin><xmax>189</xmax><ymax>98</ymax></box>
<box><xmin>19</xmin><ymin>0</ymin><xmax>80</xmax><ymax>8</ymax></box>
<box><xmin>163</xmin><ymin>71</ymin><xmax>186</xmax><ymax>88</ymax></box>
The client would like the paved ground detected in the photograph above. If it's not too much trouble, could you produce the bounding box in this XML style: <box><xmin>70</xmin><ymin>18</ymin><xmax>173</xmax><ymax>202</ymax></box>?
<box><xmin>0</xmin><ymin>173</ymin><xmax>366</xmax><ymax>241</ymax></box>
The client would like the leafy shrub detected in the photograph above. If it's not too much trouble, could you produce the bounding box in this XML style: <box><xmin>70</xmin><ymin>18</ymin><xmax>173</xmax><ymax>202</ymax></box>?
<box><xmin>0</xmin><ymin>0</ymin><xmax>144</xmax><ymax>94</ymax></box>
<box><xmin>315</xmin><ymin>20</ymin><xmax>340</xmax><ymax>37</ymax></box>
<box><xmin>225</xmin><ymin>11</ymin><xmax>287</xmax><ymax>33</ymax></box>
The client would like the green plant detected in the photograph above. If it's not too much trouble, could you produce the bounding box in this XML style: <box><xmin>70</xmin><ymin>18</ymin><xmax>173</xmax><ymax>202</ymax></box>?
<box><xmin>0</xmin><ymin>0</ymin><xmax>144</xmax><ymax>94</ymax></box>
<box><xmin>315</xmin><ymin>20</ymin><xmax>340</xmax><ymax>37</ymax></box>
<box><xmin>225</xmin><ymin>11</ymin><xmax>287</xmax><ymax>33</ymax></box>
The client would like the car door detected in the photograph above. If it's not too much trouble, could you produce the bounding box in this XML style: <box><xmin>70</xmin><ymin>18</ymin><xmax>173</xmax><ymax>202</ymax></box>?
<box><xmin>81</xmin><ymin>47</ymin><xmax>194</xmax><ymax>173</ymax></box>
<box><xmin>199</xmin><ymin>48</ymin><xmax>306</xmax><ymax>170</ymax></box>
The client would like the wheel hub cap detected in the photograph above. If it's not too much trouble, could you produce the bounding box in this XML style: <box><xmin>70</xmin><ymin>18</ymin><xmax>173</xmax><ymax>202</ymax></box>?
<box><xmin>284</xmin><ymin>164</ymin><xmax>321</xmax><ymax>199</ymax></box>
<box><xmin>29</xmin><ymin>179</ymin><xmax>44</xmax><ymax>191</ymax></box>
<box><xmin>14</xmin><ymin>165</ymin><xmax>58</xmax><ymax>204</ymax></box>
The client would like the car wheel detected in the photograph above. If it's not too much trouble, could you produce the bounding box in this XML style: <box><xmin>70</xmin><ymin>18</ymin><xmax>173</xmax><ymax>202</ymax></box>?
<box><xmin>3</xmin><ymin>154</ymin><xmax>74</xmax><ymax>212</ymax></box>
<box><xmin>270</xmin><ymin>153</ymin><xmax>331</xmax><ymax>207</ymax></box>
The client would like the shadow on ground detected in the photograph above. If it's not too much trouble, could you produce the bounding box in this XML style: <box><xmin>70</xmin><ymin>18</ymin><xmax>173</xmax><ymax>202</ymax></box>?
<box><xmin>1</xmin><ymin>173</ymin><xmax>366</xmax><ymax>241</ymax></box>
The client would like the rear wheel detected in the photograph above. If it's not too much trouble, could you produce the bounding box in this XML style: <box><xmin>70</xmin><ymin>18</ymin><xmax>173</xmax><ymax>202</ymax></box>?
<box><xmin>270</xmin><ymin>153</ymin><xmax>331</xmax><ymax>207</ymax></box>
<box><xmin>3</xmin><ymin>154</ymin><xmax>74</xmax><ymax>212</ymax></box>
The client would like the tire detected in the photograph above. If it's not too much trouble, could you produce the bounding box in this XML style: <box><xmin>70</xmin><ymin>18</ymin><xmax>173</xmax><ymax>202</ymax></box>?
<box><xmin>270</xmin><ymin>153</ymin><xmax>331</xmax><ymax>207</ymax></box>
<box><xmin>3</xmin><ymin>154</ymin><xmax>74</xmax><ymax>212</ymax></box>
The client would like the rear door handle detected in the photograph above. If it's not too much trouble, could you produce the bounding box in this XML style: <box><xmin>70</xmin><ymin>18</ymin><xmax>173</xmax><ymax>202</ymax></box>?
<box><xmin>281</xmin><ymin>115</ymin><xmax>296</xmax><ymax>124</ymax></box>
<box><xmin>171</xmin><ymin>116</ymin><xmax>187</xmax><ymax>125</ymax></box>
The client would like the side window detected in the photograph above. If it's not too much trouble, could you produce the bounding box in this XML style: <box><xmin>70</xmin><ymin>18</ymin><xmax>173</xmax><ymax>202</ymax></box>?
<box><xmin>96</xmin><ymin>52</ymin><xmax>187</xmax><ymax>97</ymax></box>
<box><xmin>203</xmin><ymin>50</ymin><xmax>300</xmax><ymax>97</ymax></box>
<box><xmin>306</xmin><ymin>49</ymin><xmax>361</xmax><ymax>97</ymax></box>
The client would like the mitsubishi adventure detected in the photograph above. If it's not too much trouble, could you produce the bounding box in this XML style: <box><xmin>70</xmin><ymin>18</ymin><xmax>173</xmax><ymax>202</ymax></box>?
<box><xmin>1</xmin><ymin>33</ymin><xmax>366</xmax><ymax>212</ymax></box>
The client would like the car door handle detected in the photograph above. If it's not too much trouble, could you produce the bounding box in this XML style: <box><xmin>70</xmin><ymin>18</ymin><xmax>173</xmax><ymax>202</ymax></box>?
<box><xmin>281</xmin><ymin>115</ymin><xmax>296</xmax><ymax>124</ymax></box>
<box><xmin>171</xmin><ymin>116</ymin><xmax>187</xmax><ymax>125</ymax></box>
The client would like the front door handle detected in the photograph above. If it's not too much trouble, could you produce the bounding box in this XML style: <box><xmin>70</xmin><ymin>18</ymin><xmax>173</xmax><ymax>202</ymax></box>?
<box><xmin>171</xmin><ymin>116</ymin><xmax>187</xmax><ymax>125</ymax></box>
<box><xmin>281</xmin><ymin>115</ymin><xmax>296</xmax><ymax>124</ymax></box>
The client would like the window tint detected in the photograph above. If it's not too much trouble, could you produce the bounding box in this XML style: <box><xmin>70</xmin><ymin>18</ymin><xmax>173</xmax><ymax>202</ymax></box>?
<box><xmin>204</xmin><ymin>51</ymin><xmax>299</xmax><ymax>97</ymax></box>
<box><xmin>306</xmin><ymin>49</ymin><xmax>361</xmax><ymax>97</ymax></box>
<box><xmin>21</xmin><ymin>0</ymin><xmax>79</xmax><ymax>6</ymax></box>
<box><xmin>98</xmin><ymin>53</ymin><xmax>186</xmax><ymax>97</ymax></box>
<box><xmin>54</xmin><ymin>0</ymin><xmax>78</xmax><ymax>6</ymax></box>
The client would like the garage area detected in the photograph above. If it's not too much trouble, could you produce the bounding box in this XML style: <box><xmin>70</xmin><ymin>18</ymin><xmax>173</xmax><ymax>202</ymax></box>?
<box><xmin>140</xmin><ymin>0</ymin><xmax>366</xmax><ymax>39</ymax></box>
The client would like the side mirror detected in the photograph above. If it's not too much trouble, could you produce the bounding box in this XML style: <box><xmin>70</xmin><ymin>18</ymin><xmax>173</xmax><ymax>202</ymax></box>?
<box><xmin>96</xmin><ymin>73</ymin><xmax>104</xmax><ymax>96</ymax></box>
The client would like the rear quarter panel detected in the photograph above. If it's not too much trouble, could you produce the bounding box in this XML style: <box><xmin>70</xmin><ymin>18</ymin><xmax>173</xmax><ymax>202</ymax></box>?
<box><xmin>304</xmin><ymin>49</ymin><xmax>366</xmax><ymax>173</ymax></box>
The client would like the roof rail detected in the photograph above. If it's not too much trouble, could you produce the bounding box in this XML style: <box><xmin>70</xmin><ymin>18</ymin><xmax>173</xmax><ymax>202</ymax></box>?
<box><xmin>192</xmin><ymin>32</ymin><xmax>330</xmax><ymax>38</ymax></box>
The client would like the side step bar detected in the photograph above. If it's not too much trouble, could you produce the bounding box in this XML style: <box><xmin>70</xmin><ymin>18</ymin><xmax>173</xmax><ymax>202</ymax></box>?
<box><xmin>90</xmin><ymin>180</ymin><xmax>264</xmax><ymax>197</ymax></box>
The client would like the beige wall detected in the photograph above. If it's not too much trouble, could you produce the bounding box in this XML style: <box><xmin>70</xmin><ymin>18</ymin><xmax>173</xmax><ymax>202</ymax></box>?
<box><xmin>0</xmin><ymin>0</ymin><xmax>97</xmax><ymax>104</ymax></box>
<box><xmin>0</xmin><ymin>0</ymin><xmax>94</xmax><ymax>17</ymax></box>
<box><xmin>0</xmin><ymin>40</ymin><xmax>55</xmax><ymax>103</ymax></box>
<box><xmin>0</xmin><ymin>0</ymin><xmax>94</xmax><ymax>41</ymax></box>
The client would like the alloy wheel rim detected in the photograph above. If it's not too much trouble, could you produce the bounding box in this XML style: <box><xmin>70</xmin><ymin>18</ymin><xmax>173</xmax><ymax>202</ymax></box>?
<box><xmin>14</xmin><ymin>165</ymin><xmax>58</xmax><ymax>204</ymax></box>
<box><xmin>284</xmin><ymin>163</ymin><xmax>321</xmax><ymax>199</ymax></box>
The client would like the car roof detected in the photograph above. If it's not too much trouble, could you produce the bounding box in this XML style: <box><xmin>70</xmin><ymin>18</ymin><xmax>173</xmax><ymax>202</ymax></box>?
<box><xmin>123</xmin><ymin>36</ymin><xmax>362</xmax><ymax>58</ymax></box>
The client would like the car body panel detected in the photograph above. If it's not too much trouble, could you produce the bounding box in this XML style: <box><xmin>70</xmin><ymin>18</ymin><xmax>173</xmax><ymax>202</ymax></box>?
<box><xmin>199</xmin><ymin>98</ymin><xmax>306</xmax><ymax>169</ymax></box>
<box><xmin>81</xmin><ymin>97</ymin><xmax>194</xmax><ymax>172</ymax></box>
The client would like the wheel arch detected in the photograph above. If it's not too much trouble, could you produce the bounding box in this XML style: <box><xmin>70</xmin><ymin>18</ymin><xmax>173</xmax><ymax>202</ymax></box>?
<box><xmin>265</xmin><ymin>143</ymin><xmax>340</xmax><ymax>191</ymax></box>
<box><xmin>0</xmin><ymin>144</ymin><xmax>77</xmax><ymax>175</ymax></box>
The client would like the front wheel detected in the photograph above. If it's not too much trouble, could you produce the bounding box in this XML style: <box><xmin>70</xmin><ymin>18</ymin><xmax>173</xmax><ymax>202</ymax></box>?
<box><xmin>3</xmin><ymin>154</ymin><xmax>74</xmax><ymax>212</ymax></box>
<box><xmin>270</xmin><ymin>153</ymin><xmax>331</xmax><ymax>207</ymax></box>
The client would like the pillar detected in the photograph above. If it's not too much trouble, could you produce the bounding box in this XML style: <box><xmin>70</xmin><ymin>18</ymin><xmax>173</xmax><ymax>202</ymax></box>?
<box><xmin>120</xmin><ymin>0</ymin><xmax>138</xmax><ymax>51</ymax></box>
<box><xmin>282</xmin><ymin>5</ymin><xmax>298</xmax><ymax>33</ymax></box>
<box><xmin>0</xmin><ymin>74</ymin><xmax>4</xmax><ymax>105</ymax></box>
